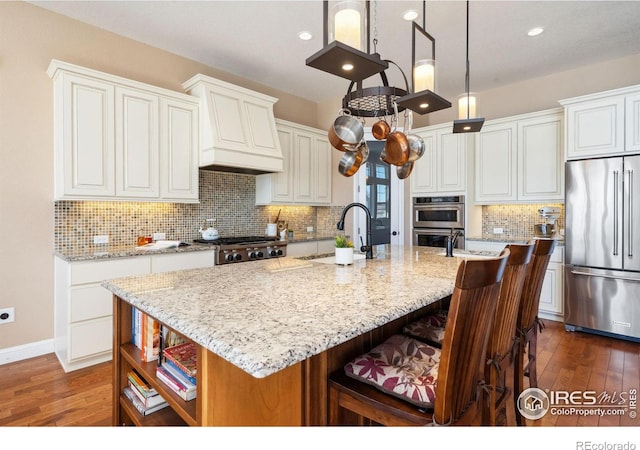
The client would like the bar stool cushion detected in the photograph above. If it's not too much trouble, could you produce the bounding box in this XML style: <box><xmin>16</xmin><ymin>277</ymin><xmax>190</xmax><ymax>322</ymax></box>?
<box><xmin>402</xmin><ymin>309</ymin><xmax>448</xmax><ymax>347</ymax></box>
<box><xmin>344</xmin><ymin>334</ymin><xmax>441</xmax><ymax>408</ymax></box>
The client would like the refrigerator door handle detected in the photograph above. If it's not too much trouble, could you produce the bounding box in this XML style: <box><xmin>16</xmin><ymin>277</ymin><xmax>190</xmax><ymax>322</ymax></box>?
<box><xmin>629</xmin><ymin>168</ymin><xmax>634</xmax><ymax>258</ymax></box>
<box><xmin>570</xmin><ymin>269</ymin><xmax>640</xmax><ymax>283</ymax></box>
<box><xmin>614</xmin><ymin>169</ymin><xmax>619</xmax><ymax>256</ymax></box>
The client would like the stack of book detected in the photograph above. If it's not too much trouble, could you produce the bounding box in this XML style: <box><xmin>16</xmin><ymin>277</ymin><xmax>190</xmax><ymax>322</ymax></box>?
<box><xmin>125</xmin><ymin>370</ymin><xmax>169</xmax><ymax>416</ymax></box>
<box><xmin>156</xmin><ymin>341</ymin><xmax>197</xmax><ymax>401</ymax></box>
<box><xmin>132</xmin><ymin>307</ymin><xmax>161</xmax><ymax>362</ymax></box>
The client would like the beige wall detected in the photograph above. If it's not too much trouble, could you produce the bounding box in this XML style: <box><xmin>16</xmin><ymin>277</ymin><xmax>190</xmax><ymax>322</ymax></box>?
<box><xmin>0</xmin><ymin>2</ymin><xmax>317</xmax><ymax>350</ymax></box>
<box><xmin>2</xmin><ymin>1</ymin><xmax>640</xmax><ymax>353</ymax></box>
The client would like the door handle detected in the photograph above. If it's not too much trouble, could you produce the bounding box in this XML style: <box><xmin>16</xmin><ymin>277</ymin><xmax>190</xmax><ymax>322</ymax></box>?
<box><xmin>614</xmin><ymin>170</ymin><xmax>619</xmax><ymax>256</ymax></box>
<box><xmin>570</xmin><ymin>269</ymin><xmax>640</xmax><ymax>283</ymax></box>
<box><xmin>629</xmin><ymin>169</ymin><xmax>634</xmax><ymax>258</ymax></box>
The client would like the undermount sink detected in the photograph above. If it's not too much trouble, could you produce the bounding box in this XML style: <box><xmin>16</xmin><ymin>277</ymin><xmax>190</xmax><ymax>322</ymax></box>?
<box><xmin>309</xmin><ymin>253</ymin><xmax>367</xmax><ymax>264</ymax></box>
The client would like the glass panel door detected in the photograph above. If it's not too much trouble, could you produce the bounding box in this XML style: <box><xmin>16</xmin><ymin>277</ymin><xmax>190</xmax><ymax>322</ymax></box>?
<box><xmin>365</xmin><ymin>141</ymin><xmax>391</xmax><ymax>245</ymax></box>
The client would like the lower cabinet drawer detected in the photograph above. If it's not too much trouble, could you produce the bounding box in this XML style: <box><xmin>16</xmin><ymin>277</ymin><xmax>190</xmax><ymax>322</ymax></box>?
<box><xmin>69</xmin><ymin>317</ymin><xmax>113</xmax><ymax>360</ymax></box>
<box><xmin>151</xmin><ymin>251</ymin><xmax>215</xmax><ymax>273</ymax></box>
<box><xmin>70</xmin><ymin>285</ymin><xmax>112</xmax><ymax>322</ymax></box>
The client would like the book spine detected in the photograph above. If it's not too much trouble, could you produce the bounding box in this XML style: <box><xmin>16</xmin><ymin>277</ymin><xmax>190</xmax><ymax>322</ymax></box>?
<box><xmin>163</xmin><ymin>358</ymin><xmax>197</xmax><ymax>385</ymax></box>
<box><xmin>128</xmin><ymin>380</ymin><xmax>147</xmax><ymax>405</ymax></box>
<box><xmin>156</xmin><ymin>367</ymin><xmax>196</xmax><ymax>401</ymax></box>
<box><xmin>127</xmin><ymin>370</ymin><xmax>157</xmax><ymax>397</ymax></box>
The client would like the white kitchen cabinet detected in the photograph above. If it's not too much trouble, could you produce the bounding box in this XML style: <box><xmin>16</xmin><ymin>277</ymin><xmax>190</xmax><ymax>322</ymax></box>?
<box><xmin>560</xmin><ymin>84</ymin><xmax>640</xmax><ymax>159</ymax></box>
<box><xmin>626</xmin><ymin>92</ymin><xmax>640</xmax><ymax>152</ymax></box>
<box><xmin>52</xmin><ymin>72</ymin><xmax>116</xmax><ymax>198</ymax></box>
<box><xmin>54</xmin><ymin>250</ymin><xmax>215</xmax><ymax>372</ymax></box>
<box><xmin>538</xmin><ymin>246</ymin><xmax>564</xmax><ymax>321</ymax></box>
<box><xmin>517</xmin><ymin>113</ymin><xmax>564</xmax><ymax>201</ymax></box>
<box><xmin>182</xmin><ymin>74</ymin><xmax>283</xmax><ymax>174</ymax></box>
<box><xmin>475</xmin><ymin>121</ymin><xmax>518</xmax><ymax>203</ymax></box>
<box><xmin>465</xmin><ymin>240</ymin><xmax>564</xmax><ymax>320</ymax></box>
<box><xmin>410</xmin><ymin>125</ymin><xmax>470</xmax><ymax>196</ymax></box>
<box><xmin>48</xmin><ymin>60</ymin><xmax>199</xmax><ymax>202</ymax></box>
<box><xmin>160</xmin><ymin>97</ymin><xmax>200</xmax><ymax>201</ymax></box>
<box><xmin>475</xmin><ymin>109</ymin><xmax>563</xmax><ymax>204</ymax></box>
<box><xmin>256</xmin><ymin>119</ymin><xmax>332</xmax><ymax>205</ymax></box>
<box><xmin>115</xmin><ymin>86</ymin><xmax>160</xmax><ymax>198</ymax></box>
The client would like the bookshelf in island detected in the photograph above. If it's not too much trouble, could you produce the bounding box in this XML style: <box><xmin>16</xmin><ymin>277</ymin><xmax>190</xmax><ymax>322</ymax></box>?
<box><xmin>107</xmin><ymin>248</ymin><xmax>460</xmax><ymax>426</ymax></box>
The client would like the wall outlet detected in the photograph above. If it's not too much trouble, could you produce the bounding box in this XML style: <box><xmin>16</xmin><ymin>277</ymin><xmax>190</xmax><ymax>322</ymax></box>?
<box><xmin>493</xmin><ymin>227</ymin><xmax>504</xmax><ymax>234</ymax></box>
<box><xmin>153</xmin><ymin>232</ymin><xmax>166</xmax><ymax>241</ymax></box>
<box><xmin>307</xmin><ymin>226</ymin><xmax>314</xmax><ymax>233</ymax></box>
<box><xmin>93</xmin><ymin>235</ymin><xmax>109</xmax><ymax>244</ymax></box>
<box><xmin>0</xmin><ymin>307</ymin><xmax>15</xmax><ymax>324</ymax></box>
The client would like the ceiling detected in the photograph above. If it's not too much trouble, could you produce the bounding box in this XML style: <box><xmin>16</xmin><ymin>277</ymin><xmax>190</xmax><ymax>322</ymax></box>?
<box><xmin>31</xmin><ymin>1</ymin><xmax>640</xmax><ymax>105</ymax></box>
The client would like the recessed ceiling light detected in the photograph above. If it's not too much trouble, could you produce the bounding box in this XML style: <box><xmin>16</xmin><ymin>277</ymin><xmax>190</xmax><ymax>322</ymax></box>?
<box><xmin>342</xmin><ymin>63</ymin><xmax>354</xmax><ymax>71</ymax></box>
<box><xmin>528</xmin><ymin>27</ymin><xmax>544</xmax><ymax>37</ymax></box>
<box><xmin>403</xmin><ymin>9</ymin><xmax>419</xmax><ymax>21</ymax></box>
<box><xmin>298</xmin><ymin>31</ymin><xmax>313</xmax><ymax>41</ymax></box>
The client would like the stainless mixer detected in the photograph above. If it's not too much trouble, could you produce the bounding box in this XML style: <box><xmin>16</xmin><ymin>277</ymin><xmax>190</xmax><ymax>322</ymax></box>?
<box><xmin>535</xmin><ymin>206</ymin><xmax>561</xmax><ymax>237</ymax></box>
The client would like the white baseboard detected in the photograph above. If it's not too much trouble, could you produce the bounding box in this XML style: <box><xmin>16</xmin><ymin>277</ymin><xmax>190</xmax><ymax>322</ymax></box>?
<box><xmin>0</xmin><ymin>339</ymin><xmax>55</xmax><ymax>366</ymax></box>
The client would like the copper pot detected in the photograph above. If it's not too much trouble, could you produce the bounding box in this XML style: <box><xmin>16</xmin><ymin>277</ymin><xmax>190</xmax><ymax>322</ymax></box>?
<box><xmin>381</xmin><ymin>131</ymin><xmax>410</xmax><ymax>166</ymax></box>
<box><xmin>371</xmin><ymin>119</ymin><xmax>391</xmax><ymax>140</ymax></box>
<box><xmin>328</xmin><ymin>112</ymin><xmax>364</xmax><ymax>152</ymax></box>
<box><xmin>338</xmin><ymin>149</ymin><xmax>364</xmax><ymax>177</ymax></box>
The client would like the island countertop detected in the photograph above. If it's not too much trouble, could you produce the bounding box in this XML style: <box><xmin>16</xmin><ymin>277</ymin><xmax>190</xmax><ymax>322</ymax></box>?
<box><xmin>102</xmin><ymin>246</ymin><xmax>464</xmax><ymax>378</ymax></box>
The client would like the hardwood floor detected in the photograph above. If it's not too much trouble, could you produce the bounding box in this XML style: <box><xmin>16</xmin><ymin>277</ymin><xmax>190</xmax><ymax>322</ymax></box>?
<box><xmin>0</xmin><ymin>319</ymin><xmax>637</xmax><ymax>426</ymax></box>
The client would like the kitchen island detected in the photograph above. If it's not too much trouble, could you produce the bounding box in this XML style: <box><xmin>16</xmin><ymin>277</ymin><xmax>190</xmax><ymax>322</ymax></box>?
<box><xmin>104</xmin><ymin>246</ymin><xmax>465</xmax><ymax>426</ymax></box>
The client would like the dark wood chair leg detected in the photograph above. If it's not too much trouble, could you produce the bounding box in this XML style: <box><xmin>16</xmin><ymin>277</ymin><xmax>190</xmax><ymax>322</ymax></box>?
<box><xmin>527</xmin><ymin>327</ymin><xmax>538</xmax><ymax>389</ymax></box>
<box><xmin>514</xmin><ymin>337</ymin><xmax>526</xmax><ymax>426</ymax></box>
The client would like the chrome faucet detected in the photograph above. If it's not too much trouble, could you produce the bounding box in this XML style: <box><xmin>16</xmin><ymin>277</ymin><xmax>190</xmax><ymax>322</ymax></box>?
<box><xmin>337</xmin><ymin>202</ymin><xmax>373</xmax><ymax>259</ymax></box>
<box><xmin>445</xmin><ymin>229</ymin><xmax>462</xmax><ymax>257</ymax></box>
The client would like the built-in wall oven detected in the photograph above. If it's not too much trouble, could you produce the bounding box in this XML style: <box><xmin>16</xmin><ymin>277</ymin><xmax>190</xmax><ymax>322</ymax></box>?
<box><xmin>413</xmin><ymin>196</ymin><xmax>465</xmax><ymax>249</ymax></box>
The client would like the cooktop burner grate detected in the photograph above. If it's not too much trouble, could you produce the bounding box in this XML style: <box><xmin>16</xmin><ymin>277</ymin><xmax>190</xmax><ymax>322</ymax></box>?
<box><xmin>194</xmin><ymin>236</ymin><xmax>280</xmax><ymax>246</ymax></box>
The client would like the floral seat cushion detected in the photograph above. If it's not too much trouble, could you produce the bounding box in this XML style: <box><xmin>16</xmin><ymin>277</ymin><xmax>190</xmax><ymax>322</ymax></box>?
<box><xmin>344</xmin><ymin>334</ymin><xmax>441</xmax><ymax>408</ymax></box>
<box><xmin>402</xmin><ymin>309</ymin><xmax>448</xmax><ymax>347</ymax></box>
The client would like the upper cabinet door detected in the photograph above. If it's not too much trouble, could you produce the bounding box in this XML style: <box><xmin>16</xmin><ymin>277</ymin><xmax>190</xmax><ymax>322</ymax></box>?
<box><xmin>56</xmin><ymin>73</ymin><xmax>115</xmax><ymax>198</ymax></box>
<box><xmin>160</xmin><ymin>98</ymin><xmax>199</xmax><ymax>201</ymax></box>
<box><xmin>626</xmin><ymin>92</ymin><xmax>640</xmax><ymax>153</ymax></box>
<box><xmin>565</xmin><ymin>95</ymin><xmax>625</xmax><ymax>159</ymax></box>
<box><xmin>410</xmin><ymin>130</ymin><xmax>436</xmax><ymax>195</ymax></box>
<box><xmin>115</xmin><ymin>86</ymin><xmax>159</xmax><ymax>198</ymax></box>
<box><xmin>475</xmin><ymin>122</ymin><xmax>518</xmax><ymax>203</ymax></box>
<box><xmin>314</xmin><ymin>135</ymin><xmax>332</xmax><ymax>204</ymax></box>
<box><xmin>437</xmin><ymin>130</ymin><xmax>467</xmax><ymax>193</ymax></box>
<box><xmin>517</xmin><ymin>112</ymin><xmax>564</xmax><ymax>201</ymax></box>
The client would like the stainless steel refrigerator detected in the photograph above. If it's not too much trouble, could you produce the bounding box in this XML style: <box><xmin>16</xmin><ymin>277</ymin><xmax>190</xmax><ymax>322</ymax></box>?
<box><xmin>564</xmin><ymin>156</ymin><xmax>640</xmax><ymax>342</ymax></box>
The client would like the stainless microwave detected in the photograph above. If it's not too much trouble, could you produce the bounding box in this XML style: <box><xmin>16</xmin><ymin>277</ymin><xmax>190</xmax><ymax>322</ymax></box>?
<box><xmin>413</xmin><ymin>196</ymin><xmax>465</xmax><ymax>230</ymax></box>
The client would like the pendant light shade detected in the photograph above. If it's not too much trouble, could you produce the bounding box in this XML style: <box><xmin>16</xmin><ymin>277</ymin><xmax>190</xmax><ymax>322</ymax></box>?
<box><xmin>306</xmin><ymin>1</ymin><xmax>388</xmax><ymax>82</ymax></box>
<box><xmin>453</xmin><ymin>1</ymin><xmax>484</xmax><ymax>133</ymax></box>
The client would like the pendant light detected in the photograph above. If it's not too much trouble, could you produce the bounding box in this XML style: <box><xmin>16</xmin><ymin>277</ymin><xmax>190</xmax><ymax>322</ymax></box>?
<box><xmin>453</xmin><ymin>0</ymin><xmax>484</xmax><ymax>133</ymax></box>
<box><xmin>306</xmin><ymin>1</ymin><xmax>388</xmax><ymax>82</ymax></box>
<box><xmin>396</xmin><ymin>1</ymin><xmax>451</xmax><ymax>115</ymax></box>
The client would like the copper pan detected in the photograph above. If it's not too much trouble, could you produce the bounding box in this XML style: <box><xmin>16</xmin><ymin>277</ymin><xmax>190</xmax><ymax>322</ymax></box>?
<box><xmin>371</xmin><ymin>118</ymin><xmax>391</xmax><ymax>140</ymax></box>
<box><xmin>381</xmin><ymin>131</ymin><xmax>410</xmax><ymax>166</ymax></box>
<box><xmin>328</xmin><ymin>110</ymin><xmax>364</xmax><ymax>152</ymax></box>
<box><xmin>338</xmin><ymin>149</ymin><xmax>364</xmax><ymax>177</ymax></box>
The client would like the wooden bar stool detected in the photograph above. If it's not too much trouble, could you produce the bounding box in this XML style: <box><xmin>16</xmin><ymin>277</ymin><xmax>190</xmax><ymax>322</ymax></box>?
<box><xmin>482</xmin><ymin>243</ymin><xmax>534</xmax><ymax>426</ymax></box>
<box><xmin>328</xmin><ymin>249</ymin><xmax>509</xmax><ymax>426</ymax></box>
<box><xmin>514</xmin><ymin>238</ymin><xmax>557</xmax><ymax>426</ymax></box>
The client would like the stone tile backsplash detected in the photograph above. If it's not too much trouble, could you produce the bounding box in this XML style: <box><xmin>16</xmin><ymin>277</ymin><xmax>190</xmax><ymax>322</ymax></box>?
<box><xmin>481</xmin><ymin>203</ymin><xmax>565</xmax><ymax>238</ymax></box>
<box><xmin>54</xmin><ymin>171</ymin><xmax>342</xmax><ymax>252</ymax></box>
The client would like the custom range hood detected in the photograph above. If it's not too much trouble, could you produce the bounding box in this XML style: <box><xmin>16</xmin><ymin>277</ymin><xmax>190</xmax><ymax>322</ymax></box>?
<box><xmin>183</xmin><ymin>74</ymin><xmax>283</xmax><ymax>175</ymax></box>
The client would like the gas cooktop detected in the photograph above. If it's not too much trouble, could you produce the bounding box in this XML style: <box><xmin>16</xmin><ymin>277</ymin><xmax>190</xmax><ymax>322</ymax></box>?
<box><xmin>193</xmin><ymin>236</ymin><xmax>286</xmax><ymax>265</ymax></box>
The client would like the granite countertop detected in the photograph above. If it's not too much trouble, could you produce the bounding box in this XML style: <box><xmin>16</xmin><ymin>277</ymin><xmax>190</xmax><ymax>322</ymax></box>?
<box><xmin>102</xmin><ymin>246</ymin><xmax>464</xmax><ymax>378</ymax></box>
<box><xmin>466</xmin><ymin>235</ymin><xmax>565</xmax><ymax>245</ymax></box>
<box><xmin>55</xmin><ymin>242</ymin><xmax>218</xmax><ymax>262</ymax></box>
